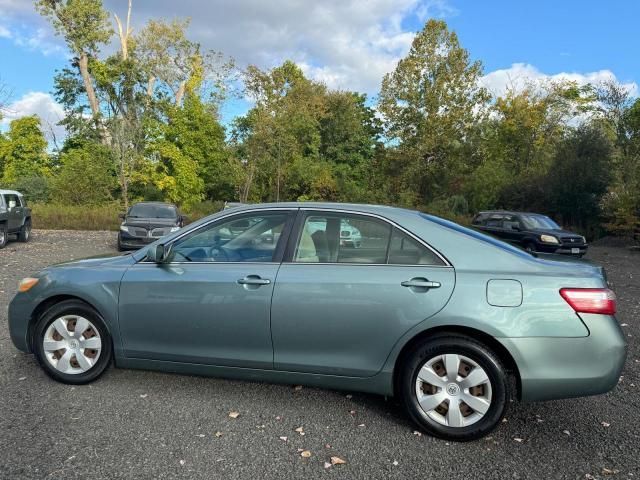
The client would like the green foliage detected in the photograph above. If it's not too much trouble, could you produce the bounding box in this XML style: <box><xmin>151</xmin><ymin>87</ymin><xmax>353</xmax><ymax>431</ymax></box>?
<box><xmin>378</xmin><ymin>19</ymin><xmax>490</xmax><ymax>206</ymax></box>
<box><xmin>12</xmin><ymin>175</ymin><xmax>51</xmax><ymax>203</ymax></box>
<box><xmin>1</xmin><ymin>116</ymin><xmax>50</xmax><ymax>185</ymax></box>
<box><xmin>35</xmin><ymin>0</ymin><xmax>113</xmax><ymax>55</ymax></box>
<box><xmin>50</xmin><ymin>142</ymin><xmax>117</xmax><ymax>205</ymax></box>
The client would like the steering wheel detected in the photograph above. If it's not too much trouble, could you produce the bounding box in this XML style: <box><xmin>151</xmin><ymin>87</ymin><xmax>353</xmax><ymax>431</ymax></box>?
<box><xmin>209</xmin><ymin>245</ymin><xmax>230</xmax><ymax>261</ymax></box>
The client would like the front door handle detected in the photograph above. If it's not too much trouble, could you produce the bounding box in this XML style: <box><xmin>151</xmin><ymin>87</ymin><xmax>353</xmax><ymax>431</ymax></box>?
<box><xmin>237</xmin><ymin>275</ymin><xmax>271</xmax><ymax>286</ymax></box>
<box><xmin>401</xmin><ymin>278</ymin><xmax>441</xmax><ymax>289</ymax></box>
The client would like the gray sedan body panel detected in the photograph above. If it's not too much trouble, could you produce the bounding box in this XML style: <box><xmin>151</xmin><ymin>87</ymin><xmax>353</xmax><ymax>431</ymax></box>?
<box><xmin>7</xmin><ymin>202</ymin><xmax>626</xmax><ymax>402</ymax></box>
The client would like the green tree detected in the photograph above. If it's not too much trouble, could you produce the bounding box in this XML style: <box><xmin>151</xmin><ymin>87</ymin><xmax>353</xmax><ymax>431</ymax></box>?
<box><xmin>1</xmin><ymin>116</ymin><xmax>50</xmax><ymax>185</ymax></box>
<box><xmin>50</xmin><ymin>142</ymin><xmax>116</xmax><ymax>205</ymax></box>
<box><xmin>378</xmin><ymin>19</ymin><xmax>490</xmax><ymax>207</ymax></box>
<box><xmin>36</xmin><ymin>0</ymin><xmax>113</xmax><ymax>123</ymax></box>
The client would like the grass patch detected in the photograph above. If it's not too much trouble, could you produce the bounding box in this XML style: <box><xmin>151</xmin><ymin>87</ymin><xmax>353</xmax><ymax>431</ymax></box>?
<box><xmin>29</xmin><ymin>200</ymin><xmax>225</xmax><ymax>231</ymax></box>
<box><xmin>31</xmin><ymin>203</ymin><xmax>123</xmax><ymax>231</ymax></box>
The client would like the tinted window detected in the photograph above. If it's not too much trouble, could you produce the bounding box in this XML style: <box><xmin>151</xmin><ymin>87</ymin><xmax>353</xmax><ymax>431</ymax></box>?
<box><xmin>129</xmin><ymin>203</ymin><xmax>177</xmax><ymax>219</ymax></box>
<box><xmin>502</xmin><ymin>215</ymin><xmax>520</xmax><ymax>230</ymax></box>
<box><xmin>485</xmin><ymin>215</ymin><xmax>503</xmax><ymax>228</ymax></box>
<box><xmin>3</xmin><ymin>194</ymin><xmax>19</xmax><ymax>208</ymax></box>
<box><xmin>388</xmin><ymin>228</ymin><xmax>444</xmax><ymax>266</ymax></box>
<box><xmin>295</xmin><ymin>213</ymin><xmax>391</xmax><ymax>264</ymax></box>
<box><xmin>170</xmin><ymin>213</ymin><xmax>289</xmax><ymax>262</ymax></box>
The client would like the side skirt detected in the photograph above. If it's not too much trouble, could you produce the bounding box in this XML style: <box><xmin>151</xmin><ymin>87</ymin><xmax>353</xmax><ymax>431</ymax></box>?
<box><xmin>115</xmin><ymin>356</ymin><xmax>394</xmax><ymax>396</ymax></box>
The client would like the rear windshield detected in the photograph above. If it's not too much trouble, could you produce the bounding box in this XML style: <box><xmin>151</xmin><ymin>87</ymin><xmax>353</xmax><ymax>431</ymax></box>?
<box><xmin>419</xmin><ymin>213</ymin><xmax>532</xmax><ymax>258</ymax></box>
<box><xmin>128</xmin><ymin>204</ymin><xmax>177</xmax><ymax>219</ymax></box>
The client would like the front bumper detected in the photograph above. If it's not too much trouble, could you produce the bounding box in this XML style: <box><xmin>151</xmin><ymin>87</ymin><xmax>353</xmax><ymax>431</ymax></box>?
<box><xmin>537</xmin><ymin>243</ymin><xmax>588</xmax><ymax>255</ymax></box>
<box><xmin>499</xmin><ymin>313</ymin><xmax>626</xmax><ymax>402</ymax></box>
<box><xmin>118</xmin><ymin>232</ymin><xmax>155</xmax><ymax>250</ymax></box>
<box><xmin>8</xmin><ymin>291</ymin><xmax>35</xmax><ymax>353</ymax></box>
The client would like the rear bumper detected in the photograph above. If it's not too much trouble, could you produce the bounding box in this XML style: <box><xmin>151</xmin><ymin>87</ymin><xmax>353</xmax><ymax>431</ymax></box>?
<box><xmin>499</xmin><ymin>314</ymin><xmax>627</xmax><ymax>402</ymax></box>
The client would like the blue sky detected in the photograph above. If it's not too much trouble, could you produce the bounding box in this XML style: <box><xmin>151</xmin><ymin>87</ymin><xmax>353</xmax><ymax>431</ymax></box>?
<box><xmin>0</xmin><ymin>0</ymin><xmax>638</xmax><ymax>142</ymax></box>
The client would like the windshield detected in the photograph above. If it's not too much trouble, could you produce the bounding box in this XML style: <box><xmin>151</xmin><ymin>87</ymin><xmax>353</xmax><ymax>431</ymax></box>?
<box><xmin>520</xmin><ymin>214</ymin><xmax>560</xmax><ymax>230</ymax></box>
<box><xmin>128</xmin><ymin>204</ymin><xmax>177</xmax><ymax>219</ymax></box>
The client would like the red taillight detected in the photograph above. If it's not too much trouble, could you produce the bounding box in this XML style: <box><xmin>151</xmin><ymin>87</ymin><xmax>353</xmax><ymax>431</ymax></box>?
<box><xmin>559</xmin><ymin>288</ymin><xmax>617</xmax><ymax>315</ymax></box>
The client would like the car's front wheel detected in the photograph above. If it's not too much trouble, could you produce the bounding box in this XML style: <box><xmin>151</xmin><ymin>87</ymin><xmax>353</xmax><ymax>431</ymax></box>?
<box><xmin>33</xmin><ymin>300</ymin><xmax>112</xmax><ymax>384</ymax></box>
<box><xmin>399</xmin><ymin>334</ymin><xmax>509</xmax><ymax>441</ymax></box>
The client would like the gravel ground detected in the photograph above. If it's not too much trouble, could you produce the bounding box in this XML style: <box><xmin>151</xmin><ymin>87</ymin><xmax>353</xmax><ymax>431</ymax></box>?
<box><xmin>0</xmin><ymin>230</ymin><xmax>638</xmax><ymax>479</ymax></box>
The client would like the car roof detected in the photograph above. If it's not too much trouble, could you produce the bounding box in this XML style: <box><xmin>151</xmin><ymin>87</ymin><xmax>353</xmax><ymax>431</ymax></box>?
<box><xmin>131</xmin><ymin>201</ymin><xmax>177</xmax><ymax>207</ymax></box>
<box><xmin>220</xmin><ymin>201</ymin><xmax>414</xmax><ymax>216</ymax></box>
<box><xmin>477</xmin><ymin>210</ymin><xmax>547</xmax><ymax>216</ymax></box>
<box><xmin>0</xmin><ymin>189</ymin><xmax>22</xmax><ymax>196</ymax></box>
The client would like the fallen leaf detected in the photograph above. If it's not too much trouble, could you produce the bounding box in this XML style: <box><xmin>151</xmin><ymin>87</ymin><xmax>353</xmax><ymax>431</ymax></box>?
<box><xmin>215</xmin><ymin>431</ymin><xmax>223</xmax><ymax>437</ymax></box>
<box><xmin>279</xmin><ymin>436</ymin><xmax>288</xmax><ymax>442</ymax></box>
<box><xmin>275</xmin><ymin>416</ymin><xmax>282</xmax><ymax>420</ymax></box>
<box><xmin>620</xmin><ymin>323</ymin><xmax>628</xmax><ymax>327</ymax></box>
<box><xmin>295</xmin><ymin>426</ymin><xmax>304</xmax><ymax>434</ymax></box>
<box><xmin>345</xmin><ymin>394</ymin><xmax>353</xmax><ymax>399</ymax></box>
<box><xmin>513</xmin><ymin>438</ymin><xmax>524</xmax><ymax>443</ymax></box>
<box><xmin>300</xmin><ymin>450</ymin><xmax>311</xmax><ymax>458</ymax></box>
<box><xmin>585</xmin><ymin>474</ymin><xmax>595</xmax><ymax>480</ymax></box>
<box><xmin>294</xmin><ymin>385</ymin><xmax>303</xmax><ymax>390</ymax></box>
<box><xmin>357</xmin><ymin>423</ymin><xmax>365</xmax><ymax>427</ymax></box>
<box><xmin>324</xmin><ymin>462</ymin><xmax>332</xmax><ymax>469</ymax></box>
<box><xmin>502</xmin><ymin>418</ymin><xmax>508</xmax><ymax>423</ymax></box>
<box><xmin>601</xmin><ymin>421</ymin><xmax>610</xmax><ymax>427</ymax></box>
<box><xmin>139</xmin><ymin>394</ymin><xmax>148</xmax><ymax>398</ymax></box>
<box><xmin>324</xmin><ymin>444</ymin><xmax>332</xmax><ymax>449</ymax></box>
<box><xmin>228</xmin><ymin>411</ymin><xmax>240</xmax><ymax>419</ymax></box>
<box><xmin>331</xmin><ymin>456</ymin><xmax>346</xmax><ymax>465</ymax></box>
<box><xmin>413</xmin><ymin>430</ymin><xmax>422</xmax><ymax>437</ymax></box>
<box><xmin>18</xmin><ymin>377</ymin><xmax>26</xmax><ymax>381</ymax></box>
<box><xmin>563</xmin><ymin>430</ymin><xmax>570</xmax><ymax>436</ymax></box>
<box><xmin>349</xmin><ymin>410</ymin><xmax>356</xmax><ymax>415</ymax></box>
<box><xmin>179</xmin><ymin>460</ymin><xmax>185</xmax><ymax>466</ymax></box>
<box><xmin>196</xmin><ymin>434</ymin><xmax>205</xmax><ymax>438</ymax></box>
<box><xmin>601</xmin><ymin>468</ymin><xmax>619</xmax><ymax>475</ymax></box>
<box><xmin>392</xmin><ymin>460</ymin><xmax>399</xmax><ymax>466</ymax></box>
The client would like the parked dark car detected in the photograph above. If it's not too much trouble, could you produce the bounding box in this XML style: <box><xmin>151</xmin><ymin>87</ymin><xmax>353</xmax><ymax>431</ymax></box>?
<box><xmin>0</xmin><ymin>189</ymin><xmax>32</xmax><ymax>249</ymax></box>
<box><xmin>118</xmin><ymin>202</ymin><xmax>184</xmax><ymax>251</ymax></box>
<box><xmin>472</xmin><ymin>211</ymin><xmax>587</xmax><ymax>256</ymax></box>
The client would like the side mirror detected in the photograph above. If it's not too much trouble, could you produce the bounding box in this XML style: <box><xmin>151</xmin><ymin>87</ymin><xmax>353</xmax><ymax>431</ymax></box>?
<box><xmin>118</xmin><ymin>213</ymin><xmax>126</xmax><ymax>220</ymax></box>
<box><xmin>147</xmin><ymin>243</ymin><xmax>172</xmax><ymax>263</ymax></box>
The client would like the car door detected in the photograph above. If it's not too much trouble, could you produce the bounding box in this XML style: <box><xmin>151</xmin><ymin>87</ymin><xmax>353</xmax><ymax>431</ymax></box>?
<box><xmin>3</xmin><ymin>194</ymin><xmax>20</xmax><ymax>231</ymax></box>
<box><xmin>270</xmin><ymin>210</ymin><xmax>455</xmax><ymax>378</ymax></box>
<box><xmin>118</xmin><ymin>209</ymin><xmax>295</xmax><ymax>368</ymax></box>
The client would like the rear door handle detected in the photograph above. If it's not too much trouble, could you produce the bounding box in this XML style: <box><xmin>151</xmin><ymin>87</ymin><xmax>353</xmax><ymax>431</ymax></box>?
<box><xmin>237</xmin><ymin>275</ymin><xmax>271</xmax><ymax>286</ymax></box>
<box><xmin>401</xmin><ymin>279</ymin><xmax>441</xmax><ymax>289</ymax></box>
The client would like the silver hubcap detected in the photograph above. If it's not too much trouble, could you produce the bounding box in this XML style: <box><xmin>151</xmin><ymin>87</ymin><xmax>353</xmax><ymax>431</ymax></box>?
<box><xmin>43</xmin><ymin>315</ymin><xmax>102</xmax><ymax>374</ymax></box>
<box><xmin>415</xmin><ymin>353</ymin><xmax>492</xmax><ymax>428</ymax></box>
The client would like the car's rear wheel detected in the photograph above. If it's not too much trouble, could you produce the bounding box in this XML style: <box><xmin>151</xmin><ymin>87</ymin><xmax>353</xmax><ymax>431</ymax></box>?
<box><xmin>0</xmin><ymin>223</ymin><xmax>7</xmax><ymax>249</ymax></box>
<box><xmin>17</xmin><ymin>219</ymin><xmax>31</xmax><ymax>242</ymax></box>
<box><xmin>33</xmin><ymin>300</ymin><xmax>112</xmax><ymax>384</ymax></box>
<box><xmin>399</xmin><ymin>334</ymin><xmax>509</xmax><ymax>441</ymax></box>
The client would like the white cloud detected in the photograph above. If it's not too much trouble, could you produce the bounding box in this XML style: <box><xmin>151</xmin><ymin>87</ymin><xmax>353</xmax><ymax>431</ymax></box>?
<box><xmin>0</xmin><ymin>24</ymin><xmax>11</xmax><ymax>38</ymax></box>
<box><xmin>102</xmin><ymin>0</ymin><xmax>443</xmax><ymax>93</ymax></box>
<box><xmin>481</xmin><ymin>63</ymin><xmax>639</xmax><ymax>98</ymax></box>
<box><xmin>1</xmin><ymin>91</ymin><xmax>66</xmax><ymax>144</ymax></box>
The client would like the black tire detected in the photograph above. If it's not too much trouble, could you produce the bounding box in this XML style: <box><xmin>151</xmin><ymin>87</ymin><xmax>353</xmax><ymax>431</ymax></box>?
<box><xmin>33</xmin><ymin>300</ymin><xmax>112</xmax><ymax>385</ymax></box>
<box><xmin>0</xmin><ymin>222</ymin><xmax>7</xmax><ymax>249</ymax></box>
<box><xmin>399</xmin><ymin>334</ymin><xmax>509</xmax><ymax>442</ymax></box>
<box><xmin>17</xmin><ymin>218</ymin><xmax>31</xmax><ymax>242</ymax></box>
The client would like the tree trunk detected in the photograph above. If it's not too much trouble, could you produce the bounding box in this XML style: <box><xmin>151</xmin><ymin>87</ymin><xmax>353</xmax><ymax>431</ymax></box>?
<box><xmin>78</xmin><ymin>52</ymin><xmax>100</xmax><ymax>120</ymax></box>
<box><xmin>147</xmin><ymin>76</ymin><xmax>156</xmax><ymax>97</ymax></box>
<box><xmin>175</xmin><ymin>80</ymin><xmax>186</xmax><ymax>106</ymax></box>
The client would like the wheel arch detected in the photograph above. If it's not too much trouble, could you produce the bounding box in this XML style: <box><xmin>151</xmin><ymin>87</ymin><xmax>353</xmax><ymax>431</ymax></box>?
<box><xmin>392</xmin><ymin>325</ymin><xmax>521</xmax><ymax>400</ymax></box>
<box><xmin>28</xmin><ymin>294</ymin><xmax>112</xmax><ymax>351</ymax></box>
